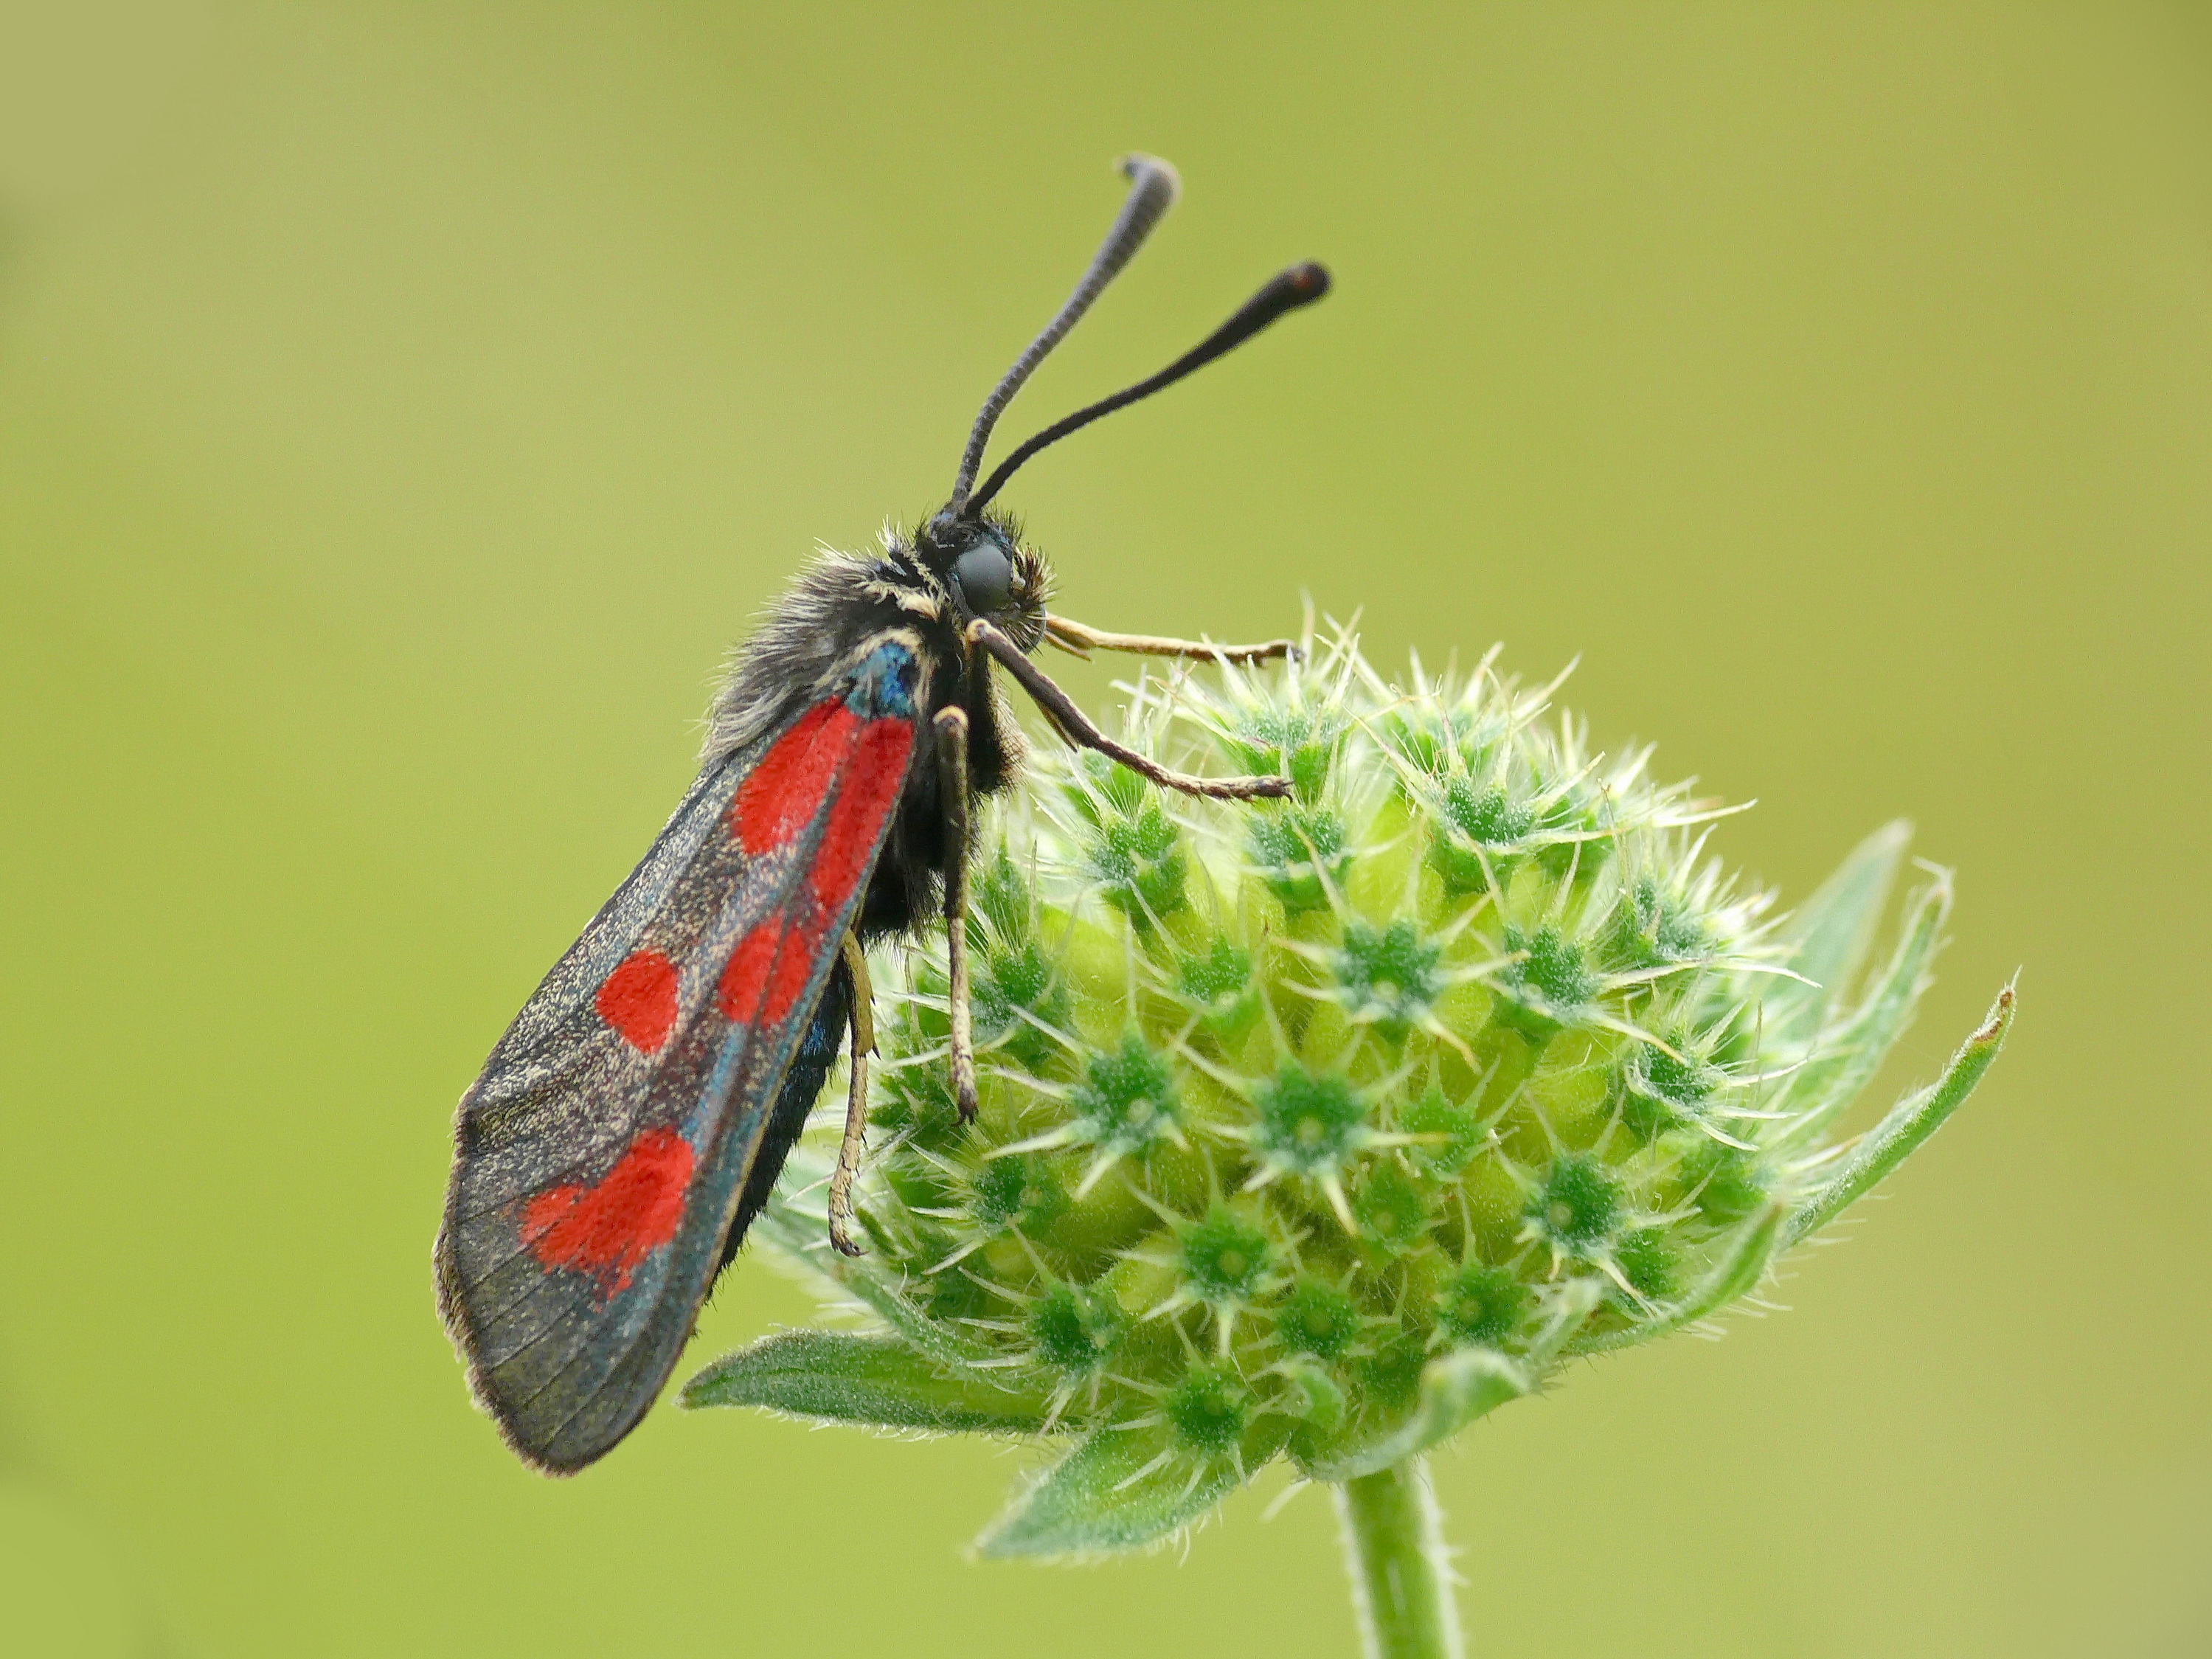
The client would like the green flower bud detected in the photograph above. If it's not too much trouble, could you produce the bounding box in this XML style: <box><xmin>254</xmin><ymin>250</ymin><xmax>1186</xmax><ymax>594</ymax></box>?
<box><xmin>1332</xmin><ymin>919</ymin><xmax>1443</xmax><ymax>1043</ymax></box>
<box><xmin>690</xmin><ymin>620</ymin><xmax>2014</xmax><ymax>1571</ymax></box>
<box><xmin>1524</xmin><ymin>1154</ymin><xmax>1623</xmax><ymax>1258</ymax></box>
<box><xmin>1435</xmin><ymin>1264</ymin><xmax>1530</xmax><ymax>1348</ymax></box>
<box><xmin>1252</xmin><ymin>1064</ymin><xmax>1371</xmax><ymax>1182</ymax></box>
<box><xmin>1179</xmin><ymin>1204</ymin><xmax>1272</xmax><ymax>1305</ymax></box>
<box><xmin>1069</xmin><ymin>1034</ymin><xmax>1181</xmax><ymax>1157</ymax></box>
<box><xmin>1275</xmin><ymin>1277</ymin><xmax>1362</xmax><ymax>1361</ymax></box>
<box><xmin>1030</xmin><ymin>1281</ymin><xmax>1126</xmax><ymax>1379</ymax></box>
<box><xmin>1249</xmin><ymin>805</ymin><xmax>1350</xmax><ymax>917</ymax></box>
<box><xmin>1165</xmin><ymin>1362</ymin><xmax>1254</xmax><ymax>1453</ymax></box>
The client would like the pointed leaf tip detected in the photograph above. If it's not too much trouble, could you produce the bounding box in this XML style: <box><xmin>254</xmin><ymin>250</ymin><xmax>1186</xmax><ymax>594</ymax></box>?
<box><xmin>1786</xmin><ymin>980</ymin><xmax>2015</xmax><ymax>1246</ymax></box>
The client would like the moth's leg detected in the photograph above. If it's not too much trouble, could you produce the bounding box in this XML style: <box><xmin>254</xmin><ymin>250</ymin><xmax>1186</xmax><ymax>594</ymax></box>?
<box><xmin>1045</xmin><ymin>613</ymin><xmax>1297</xmax><ymax>665</ymax></box>
<box><xmin>825</xmin><ymin>931</ymin><xmax>877</xmax><ymax>1258</ymax></box>
<box><xmin>967</xmin><ymin>619</ymin><xmax>1292</xmax><ymax>803</ymax></box>
<box><xmin>934</xmin><ymin>707</ymin><xmax>982</xmax><ymax>1121</ymax></box>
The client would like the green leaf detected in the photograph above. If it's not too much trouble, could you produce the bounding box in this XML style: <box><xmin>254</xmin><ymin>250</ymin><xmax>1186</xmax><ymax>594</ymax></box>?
<box><xmin>1769</xmin><ymin>820</ymin><xmax>1913</xmax><ymax>1045</ymax></box>
<box><xmin>1772</xmin><ymin>870</ymin><xmax>1950</xmax><ymax>1149</ymax></box>
<box><xmin>1567</xmin><ymin>1200</ymin><xmax>1786</xmax><ymax>1355</ymax></box>
<box><xmin>680</xmin><ymin>1330</ymin><xmax>1054</xmax><ymax>1434</ymax></box>
<box><xmin>974</xmin><ymin>1423</ymin><xmax>1255</xmax><ymax>1559</ymax></box>
<box><xmin>1786</xmin><ymin>982</ymin><xmax>2014</xmax><ymax>1246</ymax></box>
<box><xmin>1299</xmin><ymin>1281</ymin><xmax>1601</xmax><ymax>1482</ymax></box>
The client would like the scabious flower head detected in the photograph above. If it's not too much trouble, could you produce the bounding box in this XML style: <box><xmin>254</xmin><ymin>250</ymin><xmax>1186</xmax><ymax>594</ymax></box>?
<box><xmin>684</xmin><ymin>619</ymin><xmax>2011</xmax><ymax>1559</ymax></box>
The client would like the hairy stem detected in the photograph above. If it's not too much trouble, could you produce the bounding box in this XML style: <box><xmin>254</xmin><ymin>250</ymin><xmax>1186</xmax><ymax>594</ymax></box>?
<box><xmin>1333</xmin><ymin>1458</ymin><xmax>1463</xmax><ymax>1659</ymax></box>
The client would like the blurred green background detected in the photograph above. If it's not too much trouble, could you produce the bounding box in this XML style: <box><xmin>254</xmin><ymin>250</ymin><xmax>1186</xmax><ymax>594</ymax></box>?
<box><xmin>3</xmin><ymin>4</ymin><xmax>2207</xmax><ymax>1655</ymax></box>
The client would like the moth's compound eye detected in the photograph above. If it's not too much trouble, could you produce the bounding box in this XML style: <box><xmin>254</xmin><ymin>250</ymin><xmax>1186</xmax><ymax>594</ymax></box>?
<box><xmin>951</xmin><ymin>541</ymin><xmax>1015</xmax><ymax>614</ymax></box>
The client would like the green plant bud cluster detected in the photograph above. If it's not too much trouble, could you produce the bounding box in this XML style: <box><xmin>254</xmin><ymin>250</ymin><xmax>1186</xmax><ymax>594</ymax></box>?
<box><xmin>686</xmin><ymin>622</ymin><xmax>2013</xmax><ymax>1560</ymax></box>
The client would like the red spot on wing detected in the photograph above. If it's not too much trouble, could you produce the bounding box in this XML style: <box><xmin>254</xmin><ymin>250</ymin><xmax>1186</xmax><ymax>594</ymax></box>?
<box><xmin>718</xmin><ymin>912</ymin><xmax>820</xmax><ymax>1028</ymax></box>
<box><xmin>732</xmin><ymin>702</ymin><xmax>860</xmax><ymax>855</ymax></box>
<box><xmin>716</xmin><ymin>709</ymin><xmax>910</xmax><ymax>1036</ymax></box>
<box><xmin>811</xmin><ymin>718</ymin><xmax>915</xmax><ymax>912</ymax></box>
<box><xmin>594</xmin><ymin>949</ymin><xmax>679</xmax><ymax>1053</ymax></box>
<box><xmin>520</xmin><ymin>1126</ymin><xmax>696</xmax><ymax>1295</ymax></box>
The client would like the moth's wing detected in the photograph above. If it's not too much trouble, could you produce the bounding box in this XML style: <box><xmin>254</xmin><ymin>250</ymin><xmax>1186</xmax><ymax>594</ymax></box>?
<box><xmin>435</xmin><ymin>638</ymin><xmax>924</xmax><ymax>1473</ymax></box>
<box><xmin>723</xmin><ymin>942</ymin><xmax>853</xmax><ymax>1271</ymax></box>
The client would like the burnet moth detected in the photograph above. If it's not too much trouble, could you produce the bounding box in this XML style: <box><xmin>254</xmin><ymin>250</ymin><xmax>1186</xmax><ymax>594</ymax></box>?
<box><xmin>434</xmin><ymin>155</ymin><xmax>1330</xmax><ymax>1474</ymax></box>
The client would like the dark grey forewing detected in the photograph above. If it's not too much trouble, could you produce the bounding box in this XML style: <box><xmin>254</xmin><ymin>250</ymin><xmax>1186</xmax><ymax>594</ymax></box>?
<box><xmin>434</xmin><ymin>640</ymin><xmax>925</xmax><ymax>1472</ymax></box>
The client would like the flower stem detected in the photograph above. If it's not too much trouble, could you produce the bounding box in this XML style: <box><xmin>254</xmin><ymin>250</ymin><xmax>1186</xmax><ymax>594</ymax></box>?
<box><xmin>1332</xmin><ymin>1458</ymin><xmax>1463</xmax><ymax>1659</ymax></box>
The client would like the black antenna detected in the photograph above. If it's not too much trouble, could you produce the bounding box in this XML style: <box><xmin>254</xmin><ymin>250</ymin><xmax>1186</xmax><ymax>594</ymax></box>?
<box><xmin>960</xmin><ymin>261</ymin><xmax>1331</xmax><ymax>519</ymax></box>
<box><xmin>945</xmin><ymin>155</ymin><xmax>1180</xmax><ymax>516</ymax></box>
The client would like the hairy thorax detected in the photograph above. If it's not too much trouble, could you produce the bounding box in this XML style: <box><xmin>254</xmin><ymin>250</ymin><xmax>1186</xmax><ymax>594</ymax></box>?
<box><xmin>700</xmin><ymin>529</ymin><xmax>1039</xmax><ymax>941</ymax></box>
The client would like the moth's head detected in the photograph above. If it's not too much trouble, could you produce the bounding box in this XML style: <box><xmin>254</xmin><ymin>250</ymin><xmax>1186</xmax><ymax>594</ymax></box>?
<box><xmin>915</xmin><ymin>508</ymin><xmax>1051</xmax><ymax>651</ymax></box>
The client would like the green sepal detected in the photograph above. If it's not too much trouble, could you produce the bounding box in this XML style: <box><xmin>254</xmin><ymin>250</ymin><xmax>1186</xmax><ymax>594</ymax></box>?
<box><xmin>973</xmin><ymin>1416</ymin><xmax>1284</xmax><ymax>1559</ymax></box>
<box><xmin>680</xmin><ymin>1330</ymin><xmax>1055</xmax><ymax>1435</ymax></box>
<box><xmin>1768</xmin><ymin>820</ymin><xmax>1912</xmax><ymax>1045</ymax></box>
<box><xmin>1786</xmin><ymin>982</ymin><xmax>2014</xmax><ymax>1245</ymax></box>
<box><xmin>1298</xmin><ymin>1281</ymin><xmax>1601</xmax><ymax>1482</ymax></box>
<box><xmin>1772</xmin><ymin>871</ymin><xmax>1950</xmax><ymax>1149</ymax></box>
<box><xmin>1567</xmin><ymin>1200</ymin><xmax>1786</xmax><ymax>1355</ymax></box>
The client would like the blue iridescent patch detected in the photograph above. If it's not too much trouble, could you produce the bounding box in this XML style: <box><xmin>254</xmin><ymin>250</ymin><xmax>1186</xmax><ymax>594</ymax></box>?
<box><xmin>847</xmin><ymin>639</ymin><xmax>919</xmax><ymax>718</ymax></box>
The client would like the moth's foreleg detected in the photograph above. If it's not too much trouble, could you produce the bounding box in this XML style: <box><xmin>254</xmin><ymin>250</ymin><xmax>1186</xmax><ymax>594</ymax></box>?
<box><xmin>1044</xmin><ymin>613</ymin><xmax>1297</xmax><ymax>665</ymax></box>
<box><xmin>935</xmin><ymin>706</ymin><xmax>980</xmax><ymax>1123</ymax></box>
<box><xmin>967</xmin><ymin>619</ymin><xmax>1292</xmax><ymax>803</ymax></box>
<box><xmin>826</xmin><ymin>931</ymin><xmax>876</xmax><ymax>1258</ymax></box>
